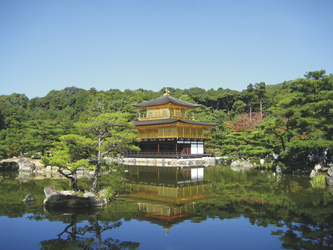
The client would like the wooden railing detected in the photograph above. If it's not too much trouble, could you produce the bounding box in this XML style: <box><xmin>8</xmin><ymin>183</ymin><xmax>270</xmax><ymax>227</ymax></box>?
<box><xmin>139</xmin><ymin>113</ymin><xmax>194</xmax><ymax>121</ymax></box>
<box><xmin>138</xmin><ymin>132</ymin><xmax>211</xmax><ymax>139</ymax></box>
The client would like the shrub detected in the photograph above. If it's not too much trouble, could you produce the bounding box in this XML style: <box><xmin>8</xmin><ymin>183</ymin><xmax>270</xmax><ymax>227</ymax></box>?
<box><xmin>312</xmin><ymin>174</ymin><xmax>326</xmax><ymax>189</ymax></box>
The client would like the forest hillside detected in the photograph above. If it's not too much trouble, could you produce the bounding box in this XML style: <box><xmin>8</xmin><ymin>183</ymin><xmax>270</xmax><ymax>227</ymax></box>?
<box><xmin>1</xmin><ymin>70</ymin><xmax>332</xmax><ymax>169</ymax></box>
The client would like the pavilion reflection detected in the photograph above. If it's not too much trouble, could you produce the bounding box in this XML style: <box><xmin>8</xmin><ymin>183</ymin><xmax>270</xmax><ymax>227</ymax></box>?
<box><xmin>119</xmin><ymin>166</ymin><xmax>213</xmax><ymax>230</ymax></box>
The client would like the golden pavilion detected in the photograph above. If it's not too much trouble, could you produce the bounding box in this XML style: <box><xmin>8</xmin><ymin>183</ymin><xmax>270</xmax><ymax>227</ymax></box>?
<box><xmin>131</xmin><ymin>91</ymin><xmax>218</xmax><ymax>158</ymax></box>
<box><xmin>119</xmin><ymin>165</ymin><xmax>213</xmax><ymax>230</ymax></box>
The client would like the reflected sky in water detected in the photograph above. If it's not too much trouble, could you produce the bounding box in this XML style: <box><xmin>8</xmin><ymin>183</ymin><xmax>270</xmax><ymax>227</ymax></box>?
<box><xmin>0</xmin><ymin>165</ymin><xmax>332</xmax><ymax>249</ymax></box>
<box><xmin>110</xmin><ymin>217</ymin><xmax>286</xmax><ymax>250</ymax></box>
<box><xmin>0</xmin><ymin>214</ymin><xmax>286</xmax><ymax>250</ymax></box>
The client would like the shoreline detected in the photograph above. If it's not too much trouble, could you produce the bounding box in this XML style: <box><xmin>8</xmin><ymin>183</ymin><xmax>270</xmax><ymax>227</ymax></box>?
<box><xmin>0</xmin><ymin>157</ymin><xmax>45</xmax><ymax>168</ymax></box>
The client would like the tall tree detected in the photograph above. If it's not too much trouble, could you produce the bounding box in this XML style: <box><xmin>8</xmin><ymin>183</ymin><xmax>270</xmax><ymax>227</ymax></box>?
<box><xmin>243</xmin><ymin>83</ymin><xmax>255</xmax><ymax>121</ymax></box>
<box><xmin>42</xmin><ymin>134</ymin><xmax>95</xmax><ymax>191</ymax></box>
<box><xmin>255</xmin><ymin>82</ymin><xmax>266</xmax><ymax>120</ymax></box>
<box><xmin>3</xmin><ymin>118</ymin><xmax>28</xmax><ymax>157</ymax></box>
<box><xmin>304</xmin><ymin>69</ymin><xmax>326</xmax><ymax>80</ymax></box>
<box><xmin>231</xmin><ymin>100</ymin><xmax>246</xmax><ymax>118</ymax></box>
<box><xmin>184</xmin><ymin>87</ymin><xmax>207</xmax><ymax>104</ymax></box>
<box><xmin>220</xmin><ymin>130</ymin><xmax>247</xmax><ymax>159</ymax></box>
<box><xmin>25</xmin><ymin>119</ymin><xmax>63</xmax><ymax>156</ymax></box>
<box><xmin>76</xmin><ymin>112</ymin><xmax>140</xmax><ymax>192</ymax></box>
<box><xmin>259</xmin><ymin>117</ymin><xmax>288</xmax><ymax>153</ymax></box>
<box><xmin>279</xmin><ymin>70</ymin><xmax>333</xmax><ymax>164</ymax></box>
<box><xmin>221</xmin><ymin>113</ymin><xmax>267</xmax><ymax>159</ymax></box>
<box><xmin>217</xmin><ymin>89</ymin><xmax>240</xmax><ymax>117</ymax></box>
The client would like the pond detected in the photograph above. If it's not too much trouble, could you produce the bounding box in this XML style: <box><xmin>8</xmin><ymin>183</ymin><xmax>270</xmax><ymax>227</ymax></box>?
<box><xmin>0</xmin><ymin>165</ymin><xmax>333</xmax><ymax>250</ymax></box>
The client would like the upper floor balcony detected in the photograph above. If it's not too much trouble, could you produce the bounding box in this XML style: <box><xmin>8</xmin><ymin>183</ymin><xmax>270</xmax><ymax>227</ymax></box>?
<box><xmin>137</xmin><ymin>131</ymin><xmax>212</xmax><ymax>140</ymax></box>
<box><xmin>138</xmin><ymin>111</ymin><xmax>194</xmax><ymax>121</ymax></box>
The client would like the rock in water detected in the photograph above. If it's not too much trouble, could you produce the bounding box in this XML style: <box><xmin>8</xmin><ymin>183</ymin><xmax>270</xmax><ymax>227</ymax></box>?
<box><xmin>44</xmin><ymin>194</ymin><xmax>107</xmax><ymax>208</ymax></box>
<box><xmin>230</xmin><ymin>160</ymin><xmax>254</xmax><ymax>171</ymax></box>
<box><xmin>0</xmin><ymin>161</ymin><xmax>19</xmax><ymax>171</ymax></box>
<box><xmin>275</xmin><ymin>165</ymin><xmax>282</xmax><ymax>174</ymax></box>
<box><xmin>83</xmin><ymin>192</ymin><xmax>94</xmax><ymax>198</ymax></box>
<box><xmin>23</xmin><ymin>193</ymin><xmax>35</xmax><ymax>202</ymax></box>
<box><xmin>326</xmin><ymin>176</ymin><xmax>333</xmax><ymax>186</ymax></box>
<box><xmin>44</xmin><ymin>185</ymin><xmax>58</xmax><ymax>198</ymax></box>
<box><xmin>328</xmin><ymin>166</ymin><xmax>333</xmax><ymax>177</ymax></box>
<box><xmin>310</xmin><ymin>170</ymin><xmax>317</xmax><ymax>179</ymax></box>
<box><xmin>18</xmin><ymin>158</ymin><xmax>35</xmax><ymax>172</ymax></box>
<box><xmin>241</xmin><ymin>161</ymin><xmax>253</xmax><ymax>169</ymax></box>
<box><xmin>43</xmin><ymin>186</ymin><xmax>107</xmax><ymax>208</ymax></box>
<box><xmin>314</xmin><ymin>164</ymin><xmax>323</xmax><ymax>172</ymax></box>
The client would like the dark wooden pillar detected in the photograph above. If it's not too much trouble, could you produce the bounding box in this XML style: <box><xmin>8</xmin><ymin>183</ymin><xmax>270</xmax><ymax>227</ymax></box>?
<box><xmin>176</xmin><ymin>167</ymin><xmax>178</xmax><ymax>181</ymax></box>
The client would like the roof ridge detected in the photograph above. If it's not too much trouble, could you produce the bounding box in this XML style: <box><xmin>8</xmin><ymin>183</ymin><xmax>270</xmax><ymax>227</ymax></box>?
<box><xmin>132</xmin><ymin>95</ymin><xmax>200</xmax><ymax>108</ymax></box>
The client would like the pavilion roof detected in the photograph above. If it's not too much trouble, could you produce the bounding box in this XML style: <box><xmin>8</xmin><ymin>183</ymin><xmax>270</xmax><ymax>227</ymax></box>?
<box><xmin>132</xmin><ymin>118</ymin><xmax>218</xmax><ymax>127</ymax></box>
<box><xmin>132</xmin><ymin>95</ymin><xmax>201</xmax><ymax>108</ymax></box>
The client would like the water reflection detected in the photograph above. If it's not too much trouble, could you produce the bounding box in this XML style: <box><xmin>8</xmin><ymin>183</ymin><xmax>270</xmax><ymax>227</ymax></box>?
<box><xmin>1</xmin><ymin>166</ymin><xmax>333</xmax><ymax>249</ymax></box>
<box><xmin>38</xmin><ymin>207</ymin><xmax>140</xmax><ymax>249</ymax></box>
<box><xmin>201</xmin><ymin>167</ymin><xmax>333</xmax><ymax>249</ymax></box>
<box><xmin>119</xmin><ymin>166</ymin><xmax>213</xmax><ymax>231</ymax></box>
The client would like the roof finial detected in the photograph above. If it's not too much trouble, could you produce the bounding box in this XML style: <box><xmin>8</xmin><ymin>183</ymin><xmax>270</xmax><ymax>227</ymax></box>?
<box><xmin>163</xmin><ymin>88</ymin><xmax>170</xmax><ymax>96</ymax></box>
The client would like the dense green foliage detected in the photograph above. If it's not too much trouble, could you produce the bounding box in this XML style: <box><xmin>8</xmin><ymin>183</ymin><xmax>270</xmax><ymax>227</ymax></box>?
<box><xmin>1</xmin><ymin>71</ymin><xmax>332</xmax><ymax>168</ymax></box>
<box><xmin>41</xmin><ymin>112</ymin><xmax>140</xmax><ymax>192</ymax></box>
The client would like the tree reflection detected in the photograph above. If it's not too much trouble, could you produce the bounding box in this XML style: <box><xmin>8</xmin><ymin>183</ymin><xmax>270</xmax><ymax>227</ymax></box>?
<box><xmin>200</xmin><ymin>166</ymin><xmax>333</xmax><ymax>249</ymax></box>
<box><xmin>39</xmin><ymin>208</ymin><xmax>140</xmax><ymax>250</ymax></box>
<box><xmin>39</xmin><ymin>214</ymin><xmax>90</xmax><ymax>249</ymax></box>
<box><xmin>272</xmin><ymin>203</ymin><xmax>333</xmax><ymax>249</ymax></box>
<box><xmin>2</xmin><ymin>166</ymin><xmax>333</xmax><ymax>249</ymax></box>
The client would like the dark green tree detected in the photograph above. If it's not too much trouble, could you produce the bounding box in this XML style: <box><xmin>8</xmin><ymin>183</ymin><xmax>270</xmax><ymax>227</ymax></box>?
<box><xmin>25</xmin><ymin>119</ymin><xmax>63</xmax><ymax>156</ymax></box>
<box><xmin>2</xmin><ymin>118</ymin><xmax>28</xmax><ymax>157</ymax></box>
<box><xmin>243</xmin><ymin>83</ymin><xmax>256</xmax><ymax>121</ymax></box>
<box><xmin>279</xmin><ymin>70</ymin><xmax>333</xmax><ymax>165</ymax></box>
<box><xmin>184</xmin><ymin>87</ymin><xmax>207</xmax><ymax>104</ymax></box>
<box><xmin>76</xmin><ymin>112</ymin><xmax>140</xmax><ymax>192</ymax></box>
<box><xmin>217</xmin><ymin>88</ymin><xmax>240</xmax><ymax>118</ymax></box>
<box><xmin>42</xmin><ymin>134</ymin><xmax>95</xmax><ymax>191</ymax></box>
<box><xmin>259</xmin><ymin>117</ymin><xmax>289</xmax><ymax>153</ymax></box>
<box><xmin>254</xmin><ymin>82</ymin><xmax>266</xmax><ymax>120</ymax></box>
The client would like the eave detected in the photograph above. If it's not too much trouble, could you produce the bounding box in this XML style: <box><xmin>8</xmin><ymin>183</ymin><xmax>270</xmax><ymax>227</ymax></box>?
<box><xmin>132</xmin><ymin>119</ymin><xmax>218</xmax><ymax>127</ymax></box>
<box><xmin>132</xmin><ymin>95</ymin><xmax>201</xmax><ymax>109</ymax></box>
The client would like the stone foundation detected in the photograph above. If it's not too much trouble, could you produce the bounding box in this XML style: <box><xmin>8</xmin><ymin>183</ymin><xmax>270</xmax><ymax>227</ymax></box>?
<box><xmin>105</xmin><ymin>156</ymin><xmax>216</xmax><ymax>167</ymax></box>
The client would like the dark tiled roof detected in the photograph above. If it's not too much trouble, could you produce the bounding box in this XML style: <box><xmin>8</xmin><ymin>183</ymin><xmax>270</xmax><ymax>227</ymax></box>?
<box><xmin>133</xmin><ymin>119</ymin><xmax>218</xmax><ymax>127</ymax></box>
<box><xmin>133</xmin><ymin>119</ymin><xmax>178</xmax><ymax>126</ymax></box>
<box><xmin>132</xmin><ymin>95</ymin><xmax>201</xmax><ymax>108</ymax></box>
<box><xmin>179</xmin><ymin>119</ymin><xmax>218</xmax><ymax>126</ymax></box>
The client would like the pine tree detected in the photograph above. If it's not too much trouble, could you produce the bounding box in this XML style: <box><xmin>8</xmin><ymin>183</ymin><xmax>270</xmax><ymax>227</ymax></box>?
<box><xmin>76</xmin><ymin>112</ymin><xmax>140</xmax><ymax>192</ymax></box>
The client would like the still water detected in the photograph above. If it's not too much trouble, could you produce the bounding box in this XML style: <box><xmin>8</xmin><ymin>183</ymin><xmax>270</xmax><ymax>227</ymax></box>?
<box><xmin>0</xmin><ymin>165</ymin><xmax>332</xmax><ymax>250</ymax></box>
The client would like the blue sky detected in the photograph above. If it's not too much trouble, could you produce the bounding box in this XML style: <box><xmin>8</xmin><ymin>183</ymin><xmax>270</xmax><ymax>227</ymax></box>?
<box><xmin>1</xmin><ymin>0</ymin><xmax>332</xmax><ymax>99</ymax></box>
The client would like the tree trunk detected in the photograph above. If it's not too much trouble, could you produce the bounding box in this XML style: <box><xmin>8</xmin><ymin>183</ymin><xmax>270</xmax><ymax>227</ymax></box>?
<box><xmin>90</xmin><ymin>162</ymin><xmax>100</xmax><ymax>192</ymax></box>
<box><xmin>72</xmin><ymin>171</ymin><xmax>78</xmax><ymax>192</ymax></box>
<box><xmin>237</xmin><ymin>150</ymin><xmax>242</xmax><ymax>159</ymax></box>
<box><xmin>279</xmin><ymin>135</ymin><xmax>286</xmax><ymax>152</ymax></box>
<box><xmin>72</xmin><ymin>215</ymin><xmax>78</xmax><ymax>242</ymax></box>
<box><xmin>58</xmin><ymin>169</ymin><xmax>78</xmax><ymax>191</ymax></box>
<box><xmin>92</xmin><ymin>215</ymin><xmax>102</xmax><ymax>250</ymax></box>
<box><xmin>260</xmin><ymin>98</ymin><xmax>263</xmax><ymax>120</ymax></box>
<box><xmin>90</xmin><ymin>135</ymin><xmax>102</xmax><ymax>192</ymax></box>
<box><xmin>249</xmin><ymin>105</ymin><xmax>252</xmax><ymax>121</ymax></box>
